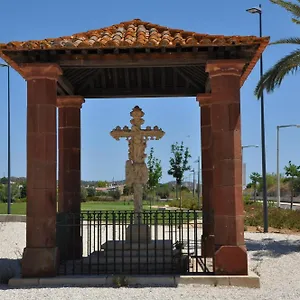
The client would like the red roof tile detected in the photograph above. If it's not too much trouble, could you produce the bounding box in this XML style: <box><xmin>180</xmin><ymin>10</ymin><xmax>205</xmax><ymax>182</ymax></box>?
<box><xmin>0</xmin><ymin>18</ymin><xmax>269</xmax><ymax>51</ymax></box>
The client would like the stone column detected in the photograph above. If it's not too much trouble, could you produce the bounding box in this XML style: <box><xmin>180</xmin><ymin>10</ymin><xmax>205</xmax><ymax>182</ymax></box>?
<box><xmin>57</xmin><ymin>96</ymin><xmax>85</xmax><ymax>260</ymax></box>
<box><xmin>206</xmin><ymin>60</ymin><xmax>248</xmax><ymax>275</ymax></box>
<box><xmin>21</xmin><ymin>64</ymin><xmax>62</xmax><ymax>277</ymax></box>
<box><xmin>196</xmin><ymin>94</ymin><xmax>214</xmax><ymax>258</ymax></box>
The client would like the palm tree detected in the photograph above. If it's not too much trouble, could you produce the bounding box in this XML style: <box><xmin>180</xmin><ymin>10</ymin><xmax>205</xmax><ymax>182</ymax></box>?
<box><xmin>250</xmin><ymin>172</ymin><xmax>262</xmax><ymax>201</ymax></box>
<box><xmin>255</xmin><ymin>0</ymin><xmax>300</xmax><ymax>98</ymax></box>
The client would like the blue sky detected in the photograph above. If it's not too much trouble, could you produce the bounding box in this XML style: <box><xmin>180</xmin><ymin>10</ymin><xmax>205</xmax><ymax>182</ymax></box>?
<box><xmin>0</xmin><ymin>0</ymin><xmax>298</xmax><ymax>183</ymax></box>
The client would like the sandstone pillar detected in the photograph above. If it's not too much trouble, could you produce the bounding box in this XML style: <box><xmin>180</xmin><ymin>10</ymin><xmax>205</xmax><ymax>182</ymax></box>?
<box><xmin>197</xmin><ymin>94</ymin><xmax>214</xmax><ymax>258</ymax></box>
<box><xmin>206</xmin><ymin>60</ymin><xmax>248</xmax><ymax>275</ymax></box>
<box><xmin>57</xmin><ymin>96</ymin><xmax>85</xmax><ymax>260</ymax></box>
<box><xmin>21</xmin><ymin>64</ymin><xmax>62</xmax><ymax>277</ymax></box>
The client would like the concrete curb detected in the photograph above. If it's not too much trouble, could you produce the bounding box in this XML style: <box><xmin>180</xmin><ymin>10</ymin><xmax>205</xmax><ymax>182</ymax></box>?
<box><xmin>8</xmin><ymin>272</ymin><xmax>260</xmax><ymax>288</ymax></box>
<box><xmin>0</xmin><ymin>215</ymin><xmax>26</xmax><ymax>222</ymax></box>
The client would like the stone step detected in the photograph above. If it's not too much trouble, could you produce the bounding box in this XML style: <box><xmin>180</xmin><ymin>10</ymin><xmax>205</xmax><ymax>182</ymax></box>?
<box><xmin>94</xmin><ymin>249</ymin><xmax>177</xmax><ymax>257</ymax></box>
<box><xmin>101</xmin><ymin>240</ymin><xmax>173</xmax><ymax>251</ymax></box>
<box><xmin>59</xmin><ymin>262</ymin><xmax>179</xmax><ymax>275</ymax></box>
<box><xmin>83</xmin><ymin>254</ymin><xmax>174</xmax><ymax>264</ymax></box>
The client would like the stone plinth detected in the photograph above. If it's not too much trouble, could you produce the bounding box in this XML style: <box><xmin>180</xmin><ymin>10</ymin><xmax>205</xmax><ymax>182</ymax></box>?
<box><xmin>22</xmin><ymin>247</ymin><xmax>59</xmax><ymax>277</ymax></box>
<box><xmin>126</xmin><ymin>224</ymin><xmax>151</xmax><ymax>243</ymax></box>
<box><xmin>79</xmin><ymin>239</ymin><xmax>187</xmax><ymax>274</ymax></box>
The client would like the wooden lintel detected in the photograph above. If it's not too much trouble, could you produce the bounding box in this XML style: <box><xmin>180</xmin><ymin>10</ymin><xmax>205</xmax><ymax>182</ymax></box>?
<box><xmin>57</xmin><ymin>52</ymin><xmax>208</xmax><ymax>68</ymax></box>
<box><xmin>58</xmin><ymin>76</ymin><xmax>74</xmax><ymax>95</ymax></box>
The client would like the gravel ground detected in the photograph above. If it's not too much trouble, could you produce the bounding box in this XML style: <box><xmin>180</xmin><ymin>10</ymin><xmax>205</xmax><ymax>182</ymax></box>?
<box><xmin>1</xmin><ymin>222</ymin><xmax>300</xmax><ymax>300</ymax></box>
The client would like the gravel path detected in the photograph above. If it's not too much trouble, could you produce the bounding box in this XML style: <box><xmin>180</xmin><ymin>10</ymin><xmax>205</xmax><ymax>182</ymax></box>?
<box><xmin>1</xmin><ymin>222</ymin><xmax>300</xmax><ymax>300</ymax></box>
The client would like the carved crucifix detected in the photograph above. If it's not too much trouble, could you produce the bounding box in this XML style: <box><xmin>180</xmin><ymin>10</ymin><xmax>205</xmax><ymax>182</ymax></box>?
<box><xmin>110</xmin><ymin>106</ymin><xmax>164</xmax><ymax>221</ymax></box>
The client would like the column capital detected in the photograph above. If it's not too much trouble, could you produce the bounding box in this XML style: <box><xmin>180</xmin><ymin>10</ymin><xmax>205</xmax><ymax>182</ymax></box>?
<box><xmin>196</xmin><ymin>93</ymin><xmax>212</xmax><ymax>107</ymax></box>
<box><xmin>20</xmin><ymin>63</ymin><xmax>62</xmax><ymax>81</ymax></box>
<box><xmin>57</xmin><ymin>96</ymin><xmax>85</xmax><ymax>109</ymax></box>
<box><xmin>206</xmin><ymin>60</ymin><xmax>246</xmax><ymax>78</ymax></box>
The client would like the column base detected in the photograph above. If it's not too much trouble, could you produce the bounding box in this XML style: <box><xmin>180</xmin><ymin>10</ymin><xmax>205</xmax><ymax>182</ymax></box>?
<box><xmin>201</xmin><ymin>234</ymin><xmax>215</xmax><ymax>258</ymax></box>
<box><xmin>22</xmin><ymin>247</ymin><xmax>59</xmax><ymax>278</ymax></box>
<box><xmin>214</xmin><ymin>245</ymin><xmax>248</xmax><ymax>275</ymax></box>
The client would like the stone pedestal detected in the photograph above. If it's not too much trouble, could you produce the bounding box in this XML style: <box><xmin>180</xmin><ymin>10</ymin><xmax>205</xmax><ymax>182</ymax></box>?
<box><xmin>22</xmin><ymin>247</ymin><xmax>59</xmax><ymax>278</ymax></box>
<box><xmin>126</xmin><ymin>224</ymin><xmax>151</xmax><ymax>243</ymax></box>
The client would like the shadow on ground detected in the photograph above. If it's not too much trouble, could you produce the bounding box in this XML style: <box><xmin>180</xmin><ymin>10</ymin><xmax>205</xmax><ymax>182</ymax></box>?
<box><xmin>246</xmin><ymin>237</ymin><xmax>300</xmax><ymax>260</ymax></box>
<box><xmin>0</xmin><ymin>258</ymin><xmax>21</xmax><ymax>289</ymax></box>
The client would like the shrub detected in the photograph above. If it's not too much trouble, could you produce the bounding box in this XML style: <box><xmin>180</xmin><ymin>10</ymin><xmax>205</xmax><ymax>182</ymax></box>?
<box><xmin>168</xmin><ymin>198</ymin><xmax>199</xmax><ymax>210</ymax></box>
<box><xmin>244</xmin><ymin>202</ymin><xmax>300</xmax><ymax>230</ymax></box>
<box><xmin>108</xmin><ymin>189</ymin><xmax>121</xmax><ymax>200</ymax></box>
<box><xmin>14</xmin><ymin>197</ymin><xmax>26</xmax><ymax>203</ymax></box>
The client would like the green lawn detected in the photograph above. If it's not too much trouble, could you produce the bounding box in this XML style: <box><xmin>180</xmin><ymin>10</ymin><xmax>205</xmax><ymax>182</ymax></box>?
<box><xmin>0</xmin><ymin>201</ymin><xmax>153</xmax><ymax>215</ymax></box>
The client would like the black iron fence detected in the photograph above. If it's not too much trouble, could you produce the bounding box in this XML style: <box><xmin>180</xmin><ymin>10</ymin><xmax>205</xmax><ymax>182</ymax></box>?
<box><xmin>56</xmin><ymin>210</ymin><xmax>213</xmax><ymax>276</ymax></box>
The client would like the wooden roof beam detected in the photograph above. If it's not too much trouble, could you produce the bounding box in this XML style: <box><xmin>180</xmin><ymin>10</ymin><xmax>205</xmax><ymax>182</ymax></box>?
<box><xmin>58</xmin><ymin>76</ymin><xmax>75</xmax><ymax>95</ymax></box>
<box><xmin>57</xmin><ymin>52</ymin><xmax>208</xmax><ymax>68</ymax></box>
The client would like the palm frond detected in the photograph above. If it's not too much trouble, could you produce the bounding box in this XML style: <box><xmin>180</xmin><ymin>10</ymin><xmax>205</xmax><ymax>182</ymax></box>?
<box><xmin>271</xmin><ymin>0</ymin><xmax>300</xmax><ymax>21</ymax></box>
<box><xmin>254</xmin><ymin>49</ymin><xmax>300</xmax><ymax>98</ymax></box>
<box><xmin>292</xmin><ymin>17</ymin><xmax>300</xmax><ymax>23</ymax></box>
<box><xmin>271</xmin><ymin>37</ymin><xmax>300</xmax><ymax>45</ymax></box>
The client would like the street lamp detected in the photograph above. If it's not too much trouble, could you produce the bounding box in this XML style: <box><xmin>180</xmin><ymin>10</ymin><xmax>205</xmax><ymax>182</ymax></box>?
<box><xmin>0</xmin><ymin>63</ymin><xmax>11</xmax><ymax>214</ymax></box>
<box><xmin>242</xmin><ymin>145</ymin><xmax>259</xmax><ymax>188</ymax></box>
<box><xmin>194</xmin><ymin>157</ymin><xmax>201</xmax><ymax>210</ymax></box>
<box><xmin>246</xmin><ymin>4</ymin><xmax>268</xmax><ymax>233</ymax></box>
<box><xmin>276</xmin><ymin>124</ymin><xmax>300</xmax><ymax>207</ymax></box>
<box><xmin>190</xmin><ymin>169</ymin><xmax>195</xmax><ymax>197</ymax></box>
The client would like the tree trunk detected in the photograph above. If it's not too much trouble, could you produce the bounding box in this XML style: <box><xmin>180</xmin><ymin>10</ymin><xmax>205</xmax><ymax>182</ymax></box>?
<box><xmin>179</xmin><ymin>185</ymin><xmax>182</xmax><ymax>210</ymax></box>
<box><xmin>291</xmin><ymin>180</ymin><xmax>294</xmax><ymax>210</ymax></box>
<box><xmin>254</xmin><ymin>184</ymin><xmax>257</xmax><ymax>202</ymax></box>
<box><xmin>175</xmin><ymin>183</ymin><xmax>178</xmax><ymax>200</ymax></box>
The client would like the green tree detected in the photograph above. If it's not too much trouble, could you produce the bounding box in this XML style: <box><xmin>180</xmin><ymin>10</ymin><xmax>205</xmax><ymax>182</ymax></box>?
<box><xmin>168</xmin><ymin>142</ymin><xmax>191</xmax><ymax>206</ymax></box>
<box><xmin>81</xmin><ymin>186</ymin><xmax>87</xmax><ymax>202</ymax></box>
<box><xmin>108</xmin><ymin>188</ymin><xmax>121</xmax><ymax>200</ymax></box>
<box><xmin>97</xmin><ymin>180</ymin><xmax>108</xmax><ymax>188</ymax></box>
<box><xmin>86</xmin><ymin>187</ymin><xmax>96</xmax><ymax>197</ymax></box>
<box><xmin>156</xmin><ymin>183</ymin><xmax>170</xmax><ymax>199</ymax></box>
<box><xmin>284</xmin><ymin>160</ymin><xmax>300</xmax><ymax>209</ymax></box>
<box><xmin>249</xmin><ymin>172</ymin><xmax>261</xmax><ymax>201</ymax></box>
<box><xmin>0</xmin><ymin>177</ymin><xmax>8</xmax><ymax>184</ymax></box>
<box><xmin>147</xmin><ymin>147</ymin><xmax>163</xmax><ymax>202</ymax></box>
<box><xmin>255</xmin><ymin>0</ymin><xmax>300</xmax><ymax>98</ymax></box>
<box><xmin>0</xmin><ymin>184</ymin><xmax>5</xmax><ymax>202</ymax></box>
<box><xmin>20</xmin><ymin>183</ymin><xmax>27</xmax><ymax>199</ymax></box>
<box><xmin>257</xmin><ymin>173</ymin><xmax>278</xmax><ymax>193</ymax></box>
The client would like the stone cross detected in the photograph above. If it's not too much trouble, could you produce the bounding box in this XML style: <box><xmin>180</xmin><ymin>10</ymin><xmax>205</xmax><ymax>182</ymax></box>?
<box><xmin>110</xmin><ymin>106</ymin><xmax>164</xmax><ymax>222</ymax></box>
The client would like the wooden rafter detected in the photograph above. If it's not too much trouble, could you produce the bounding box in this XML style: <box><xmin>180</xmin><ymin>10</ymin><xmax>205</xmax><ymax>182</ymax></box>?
<box><xmin>75</xmin><ymin>69</ymin><xmax>100</xmax><ymax>94</ymax></box>
<box><xmin>58</xmin><ymin>76</ymin><xmax>74</xmax><ymax>95</ymax></box>
<box><xmin>172</xmin><ymin>68</ymin><xmax>202</xmax><ymax>90</ymax></box>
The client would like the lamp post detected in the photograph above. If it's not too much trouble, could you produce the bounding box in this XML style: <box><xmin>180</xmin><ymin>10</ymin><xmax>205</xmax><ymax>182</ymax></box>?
<box><xmin>242</xmin><ymin>145</ymin><xmax>259</xmax><ymax>188</ymax></box>
<box><xmin>276</xmin><ymin>124</ymin><xmax>300</xmax><ymax>208</ymax></box>
<box><xmin>246</xmin><ymin>4</ymin><xmax>268</xmax><ymax>233</ymax></box>
<box><xmin>194</xmin><ymin>157</ymin><xmax>201</xmax><ymax>210</ymax></box>
<box><xmin>191</xmin><ymin>169</ymin><xmax>195</xmax><ymax>197</ymax></box>
<box><xmin>0</xmin><ymin>63</ymin><xmax>11</xmax><ymax>214</ymax></box>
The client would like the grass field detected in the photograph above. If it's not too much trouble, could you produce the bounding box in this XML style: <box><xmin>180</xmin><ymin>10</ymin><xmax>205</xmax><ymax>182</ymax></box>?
<box><xmin>0</xmin><ymin>201</ymin><xmax>156</xmax><ymax>215</ymax></box>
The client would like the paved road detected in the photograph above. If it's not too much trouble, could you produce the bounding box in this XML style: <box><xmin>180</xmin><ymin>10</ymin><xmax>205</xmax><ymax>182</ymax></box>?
<box><xmin>279</xmin><ymin>202</ymin><xmax>300</xmax><ymax>210</ymax></box>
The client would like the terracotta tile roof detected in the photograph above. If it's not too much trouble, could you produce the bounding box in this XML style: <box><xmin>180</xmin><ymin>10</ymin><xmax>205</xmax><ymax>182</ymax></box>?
<box><xmin>0</xmin><ymin>19</ymin><xmax>269</xmax><ymax>87</ymax></box>
<box><xmin>0</xmin><ymin>18</ymin><xmax>269</xmax><ymax>51</ymax></box>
